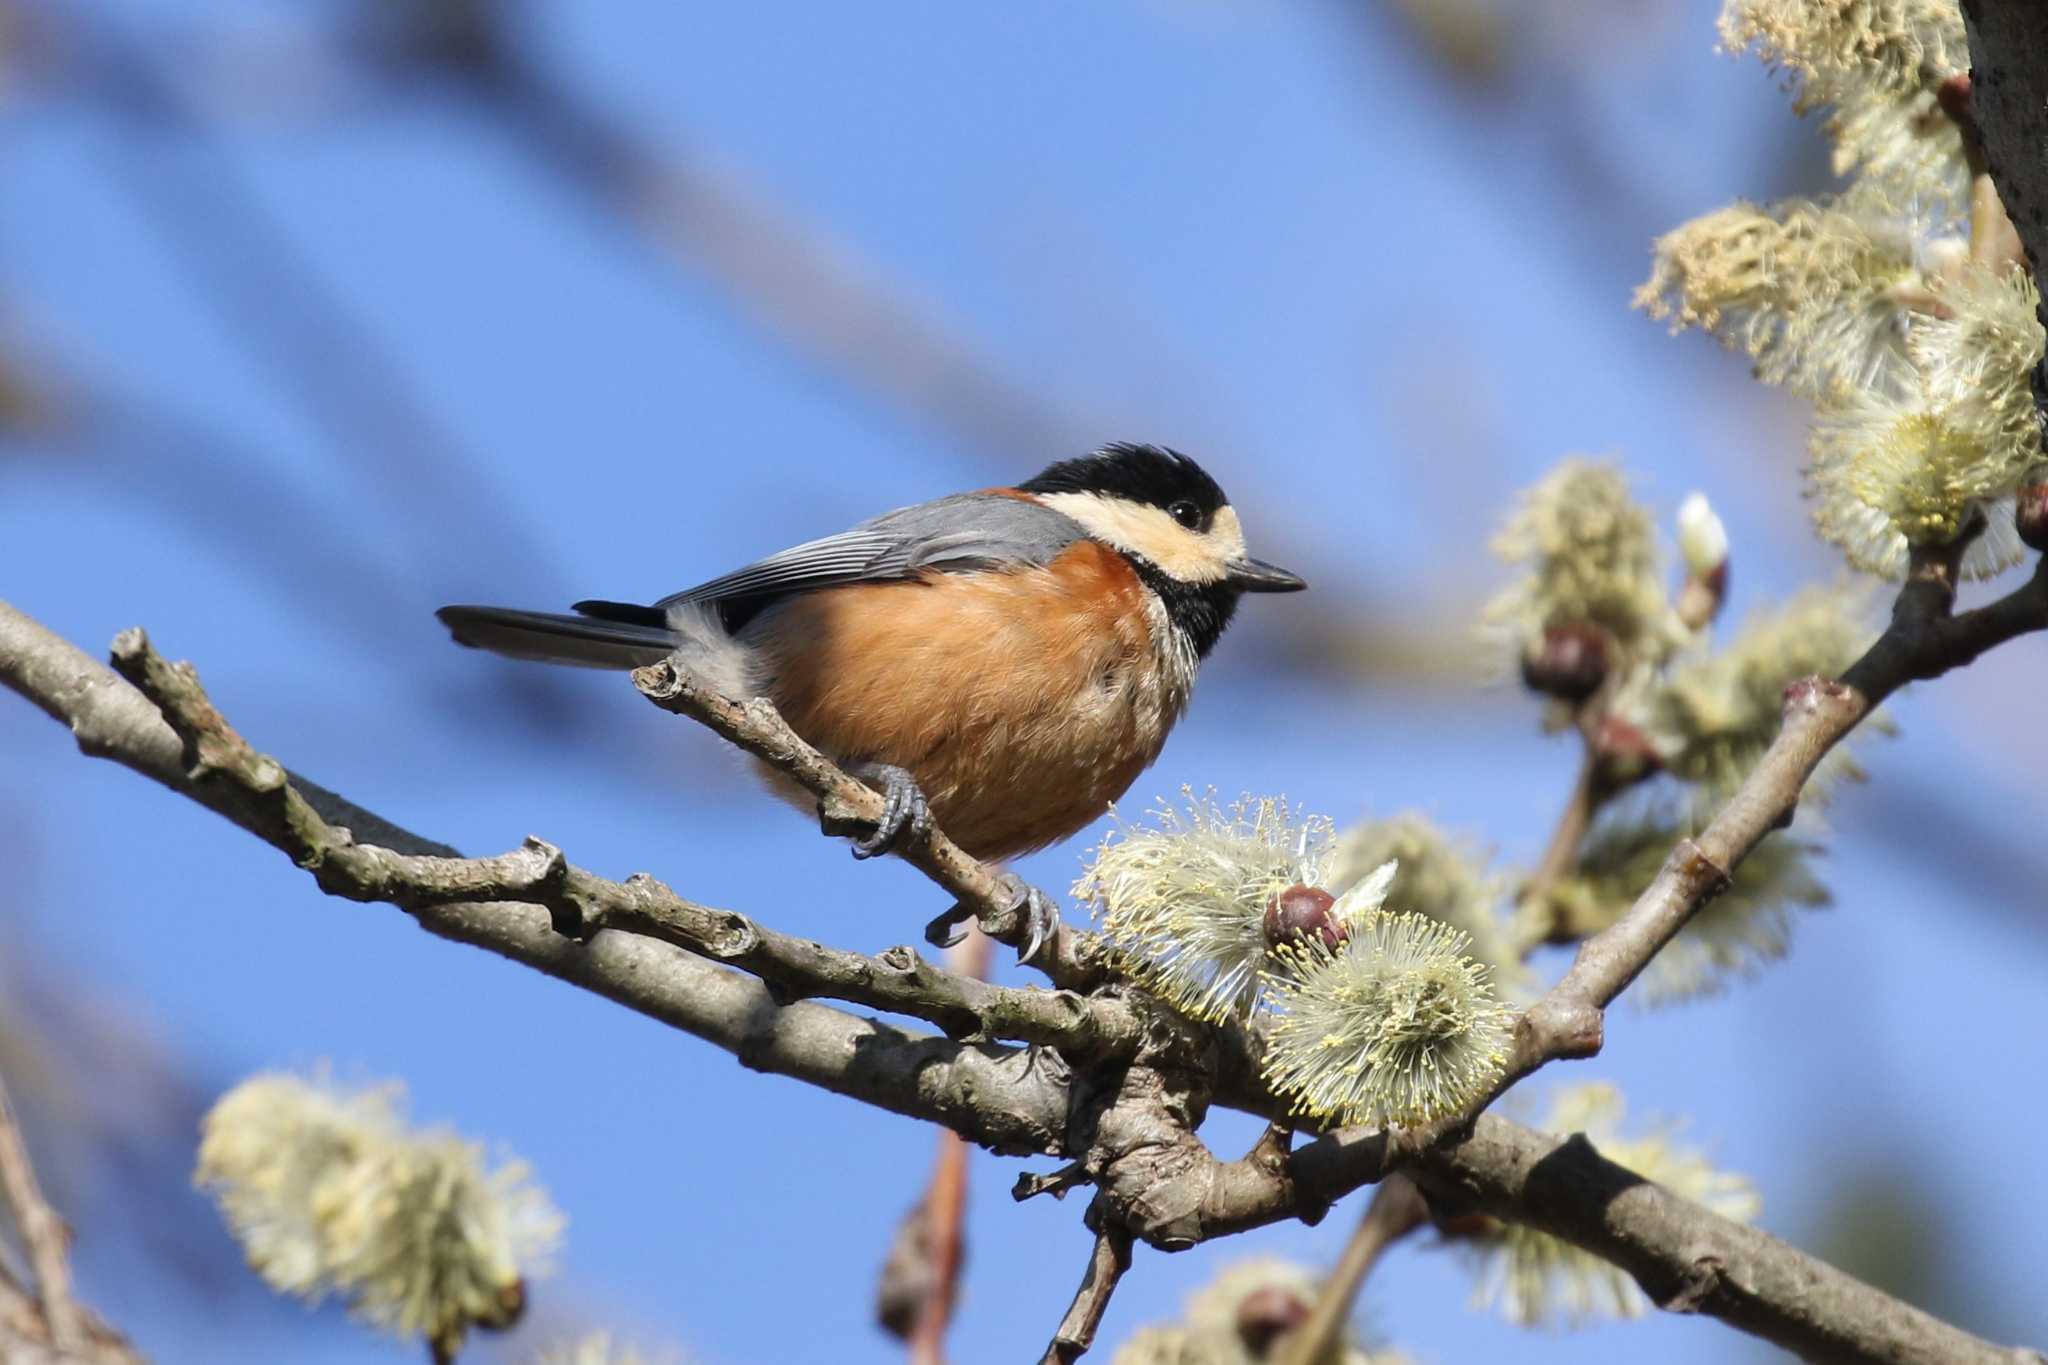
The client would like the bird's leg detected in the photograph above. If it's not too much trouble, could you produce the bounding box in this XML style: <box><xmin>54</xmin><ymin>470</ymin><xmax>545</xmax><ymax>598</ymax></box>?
<box><xmin>924</xmin><ymin>870</ymin><xmax>1061</xmax><ymax>965</ymax></box>
<box><xmin>842</xmin><ymin>761</ymin><xmax>932</xmax><ymax>860</ymax></box>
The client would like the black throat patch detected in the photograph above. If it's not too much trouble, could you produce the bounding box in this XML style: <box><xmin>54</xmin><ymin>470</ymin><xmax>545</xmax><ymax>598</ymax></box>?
<box><xmin>1121</xmin><ymin>553</ymin><xmax>1241</xmax><ymax>660</ymax></box>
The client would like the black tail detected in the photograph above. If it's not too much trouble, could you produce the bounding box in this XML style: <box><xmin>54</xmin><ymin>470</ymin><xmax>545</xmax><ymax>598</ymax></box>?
<box><xmin>436</xmin><ymin>604</ymin><xmax>678</xmax><ymax>670</ymax></box>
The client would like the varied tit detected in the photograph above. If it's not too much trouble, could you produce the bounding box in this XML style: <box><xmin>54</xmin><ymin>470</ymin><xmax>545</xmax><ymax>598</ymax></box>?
<box><xmin>437</xmin><ymin>442</ymin><xmax>1305</xmax><ymax>958</ymax></box>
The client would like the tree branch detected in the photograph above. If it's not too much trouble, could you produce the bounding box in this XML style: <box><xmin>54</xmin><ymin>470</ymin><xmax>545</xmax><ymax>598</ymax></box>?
<box><xmin>7</xmin><ymin>599</ymin><xmax>2043</xmax><ymax>1364</ymax></box>
<box><xmin>0</xmin><ymin>1078</ymin><xmax>145</xmax><ymax>1365</ymax></box>
<box><xmin>1416</xmin><ymin>1118</ymin><xmax>2048</xmax><ymax>1365</ymax></box>
<box><xmin>1042</xmin><ymin>1214</ymin><xmax>1133</xmax><ymax>1365</ymax></box>
<box><xmin>0</xmin><ymin>601</ymin><xmax>1072</xmax><ymax>1158</ymax></box>
<box><xmin>1273</xmin><ymin>1175</ymin><xmax>1428</xmax><ymax>1365</ymax></box>
<box><xmin>1959</xmin><ymin>1</ymin><xmax>2048</xmax><ymax>444</ymax></box>
<box><xmin>904</xmin><ymin>931</ymin><xmax>989</xmax><ymax>1365</ymax></box>
<box><xmin>1471</xmin><ymin>549</ymin><xmax>2048</xmax><ymax>1120</ymax></box>
<box><xmin>0</xmin><ymin>1072</ymin><xmax>80</xmax><ymax>1350</ymax></box>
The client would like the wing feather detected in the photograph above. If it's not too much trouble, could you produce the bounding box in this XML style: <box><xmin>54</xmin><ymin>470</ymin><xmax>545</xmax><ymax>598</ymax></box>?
<box><xmin>649</xmin><ymin>492</ymin><xmax>1082</xmax><ymax>609</ymax></box>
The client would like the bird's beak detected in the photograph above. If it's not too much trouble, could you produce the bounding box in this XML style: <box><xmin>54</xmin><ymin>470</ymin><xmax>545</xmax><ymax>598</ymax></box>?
<box><xmin>1227</xmin><ymin>557</ymin><xmax>1308</xmax><ymax>593</ymax></box>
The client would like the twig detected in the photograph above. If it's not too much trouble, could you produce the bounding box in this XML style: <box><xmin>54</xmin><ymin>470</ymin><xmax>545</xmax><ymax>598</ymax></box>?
<box><xmin>1455</xmin><ymin>547</ymin><xmax>2048</xmax><ymax>1130</ymax></box>
<box><xmin>0</xmin><ymin>1072</ymin><xmax>80</xmax><ymax>1350</ymax></box>
<box><xmin>1042</xmin><ymin>1215</ymin><xmax>1133</xmax><ymax>1365</ymax></box>
<box><xmin>906</xmin><ymin>931</ymin><xmax>990</xmax><ymax>1365</ymax></box>
<box><xmin>1272</xmin><ymin>1176</ymin><xmax>1428</xmax><ymax>1365</ymax></box>
<box><xmin>1512</xmin><ymin>747</ymin><xmax>1600</xmax><ymax>948</ymax></box>
<box><xmin>631</xmin><ymin>657</ymin><xmax>1099</xmax><ymax>986</ymax></box>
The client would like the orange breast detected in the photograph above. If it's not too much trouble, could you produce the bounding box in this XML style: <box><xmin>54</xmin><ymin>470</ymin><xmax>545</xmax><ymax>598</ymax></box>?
<box><xmin>746</xmin><ymin>542</ymin><xmax>1189</xmax><ymax>860</ymax></box>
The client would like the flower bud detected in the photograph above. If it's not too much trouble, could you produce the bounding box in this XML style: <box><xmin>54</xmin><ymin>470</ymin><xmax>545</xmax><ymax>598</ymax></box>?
<box><xmin>1235</xmin><ymin>1284</ymin><xmax>1312</xmax><ymax>1358</ymax></box>
<box><xmin>1675</xmin><ymin>494</ymin><xmax>1731</xmax><ymax>630</ymax></box>
<box><xmin>1592</xmin><ymin>714</ymin><xmax>1662</xmax><ymax>784</ymax></box>
<box><xmin>1263</xmin><ymin>884</ymin><xmax>1345</xmax><ymax>951</ymax></box>
<box><xmin>1936</xmin><ymin>73</ymin><xmax>1978</xmax><ymax>143</ymax></box>
<box><xmin>1676</xmin><ymin>493</ymin><xmax>1729</xmax><ymax>581</ymax></box>
<box><xmin>2017</xmin><ymin>471</ymin><xmax>2048</xmax><ymax>553</ymax></box>
<box><xmin>1520</xmin><ymin>623</ymin><xmax>1610</xmax><ymax>702</ymax></box>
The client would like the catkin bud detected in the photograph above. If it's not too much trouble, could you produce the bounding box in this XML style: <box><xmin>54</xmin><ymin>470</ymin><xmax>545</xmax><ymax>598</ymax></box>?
<box><xmin>1675</xmin><ymin>493</ymin><xmax>1730</xmax><ymax>629</ymax></box>
<box><xmin>1676</xmin><ymin>493</ymin><xmax>1728</xmax><ymax>580</ymax></box>
<box><xmin>2017</xmin><ymin>469</ymin><xmax>2048</xmax><ymax>552</ymax></box>
<box><xmin>1263</xmin><ymin>885</ymin><xmax>1345</xmax><ymax>951</ymax></box>
<box><xmin>1235</xmin><ymin>1284</ymin><xmax>1313</xmax><ymax>1356</ymax></box>
<box><xmin>1519</xmin><ymin>623</ymin><xmax>1610</xmax><ymax>702</ymax></box>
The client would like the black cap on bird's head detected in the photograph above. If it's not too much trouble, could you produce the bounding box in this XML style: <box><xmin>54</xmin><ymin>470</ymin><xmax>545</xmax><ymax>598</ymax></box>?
<box><xmin>1021</xmin><ymin>442</ymin><xmax>1229</xmax><ymax>526</ymax></box>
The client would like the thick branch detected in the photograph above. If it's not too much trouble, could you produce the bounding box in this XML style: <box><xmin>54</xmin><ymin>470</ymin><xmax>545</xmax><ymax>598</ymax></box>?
<box><xmin>904</xmin><ymin>931</ymin><xmax>989</xmax><ymax>1365</ymax></box>
<box><xmin>1960</xmin><ymin>1</ymin><xmax>2048</xmax><ymax>444</ymax></box>
<box><xmin>0</xmin><ymin>601</ymin><xmax>1071</xmax><ymax>1157</ymax></box>
<box><xmin>1083</xmin><ymin>1112</ymin><xmax>2042</xmax><ymax>1365</ymax></box>
<box><xmin>1417</xmin><ymin>1117</ymin><xmax>2048</xmax><ymax>1365</ymax></box>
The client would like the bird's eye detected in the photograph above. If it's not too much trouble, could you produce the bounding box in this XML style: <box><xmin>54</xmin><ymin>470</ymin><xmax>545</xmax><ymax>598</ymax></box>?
<box><xmin>1168</xmin><ymin>500</ymin><xmax>1203</xmax><ymax>530</ymax></box>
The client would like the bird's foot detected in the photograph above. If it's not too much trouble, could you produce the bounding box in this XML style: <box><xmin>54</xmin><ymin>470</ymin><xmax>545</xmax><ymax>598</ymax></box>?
<box><xmin>925</xmin><ymin>871</ymin><xmax>1062</xmax><ymax>966</ymax></box>
<box><xmin>843</xmin><ymin>762</ymin><xmax>931</xmax><ymax>860</ymax></box>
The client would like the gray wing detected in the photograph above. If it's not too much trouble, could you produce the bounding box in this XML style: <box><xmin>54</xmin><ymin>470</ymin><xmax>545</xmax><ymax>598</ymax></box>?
<box><xmin>653</xmin><ymin>492</ymin><xmax>1084</xmax><ymax>609</ymax></box>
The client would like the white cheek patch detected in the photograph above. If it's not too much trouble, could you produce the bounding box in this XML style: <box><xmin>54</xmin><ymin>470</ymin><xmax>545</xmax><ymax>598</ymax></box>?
<box><xmin>1036</xmin><ymin>492</ymin><xmax>1236</xmax><ymax>583</ymax></box>
<box><xmin>1209</xmin><ymin>506</ymin><xmax>1249</xmax><ymax>562</ymax></box>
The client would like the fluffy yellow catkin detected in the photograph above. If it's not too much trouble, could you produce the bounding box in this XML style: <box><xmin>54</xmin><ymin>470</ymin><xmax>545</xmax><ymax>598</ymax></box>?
<box><xmin>1483</xmin><ymin>459</ymin><xmax>1679</xmax><ymax>670</ymax></box>
<box><xmin>1550</xmin><ymin>805</ymin><xmax>1831</xmax><ymax>1004</ymax></box>
<box><xmin>1718</xmin><ymin>0</ymin><xmax>1969</xmax><ymax>197</ymax></box>
<box><xmin>532</xmin><ymin>1333</ymin><xmax>672</xmax><ymax>1365</ymax></box>
<box><xmin>196</xmin><ymin>1073</ymin><xmax>562</xmax><ymax>1362</ymax></box>
<box><xmin>1111</xmin><ymin>1256</ymin><xmax>1410</xmax><ymax>1365</ymax></box>
<box><xmin>1260</xmin><ymin>910</ymin><xmax>1513</xmax><ymax>1129</ymax></box>
<box><xmin>1719</xmin><ymin>0</ymin><xmax>1967</xmax><ymax>103</ymax></box>
<box><xmin>1078</xmin><ymin>790</ymin><xmax>1337</xmax><ymax>1022</ymax></box>
<box><xmin>1799</xmin><ymin>264</ymin><xmax>2041</xmax><ymax>579</ymax></box>
<box><xmin>1454</xmin><ymin>1084</ymin><xmax>1760</xmax><ymax>1326</ymax></box>
<box><xmin>1635</xmin><ymin>194</ymin><xmax>1918</xmax><ymax>397</ymax></box>
<box><xmin>1637</xmin><ymin>584</ymin><xmax>1877</xmax><ymax>795</ymax></box>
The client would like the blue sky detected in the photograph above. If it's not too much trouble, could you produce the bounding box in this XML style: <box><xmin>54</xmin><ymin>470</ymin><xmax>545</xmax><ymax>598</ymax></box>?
<box><xmin>3</xmin><ymin>2</ymin><xmax>2044</xmax><ymax>1362</ymax></box>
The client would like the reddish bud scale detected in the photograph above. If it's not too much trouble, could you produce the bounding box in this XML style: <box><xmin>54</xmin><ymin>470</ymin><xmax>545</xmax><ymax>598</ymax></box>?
<box><xmin>1521</xmin><ymin>623</ymin><xmax>1610</xmax><ymax>703</ymax></box>
<box><xmin>1236</xmin><ymin>1284</ymin><xmax>1313</xmax><ymax>1357</ymax></box>
<box><xmin>2017</xmin><ymin>480</ymin><xmax>2048</xmax><ymax>553</ymax></box>
<box><xmin>1263</xmin><ymin>884</ymin><xmax>1345</xmax><ymax>951</ymax></box>
<box><xmin>1593</xmin><ymin>714</ymin><xmax>1662</xmax><ymax>784</ymax></box>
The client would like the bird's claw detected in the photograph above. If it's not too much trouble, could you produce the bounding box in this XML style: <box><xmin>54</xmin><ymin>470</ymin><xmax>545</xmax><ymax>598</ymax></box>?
<box><xmin>923</xmin><ymin>904</ymin><xmax>974</xmax><ymax>951</ymax></box>
<box><xmin>1009</xmin><ymin>877</ymin><xmax>1059</xmax><ymax>966</ymax></box>
<box><xmin>925</xmin><ymin>872</ymin><xmax>1062</xmax><ymax>965</ymax></box>
<box><xmin>847</xmin><ymin>763</ymin><xmax>931</xmax><ymax>860</ymax></box>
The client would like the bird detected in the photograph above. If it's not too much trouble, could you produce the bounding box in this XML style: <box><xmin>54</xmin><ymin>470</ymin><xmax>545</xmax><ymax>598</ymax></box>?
<box><xmin>436</xmin><ymin>442</ymin><xmax>1306</xmax><ymax>959</ymax></box>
